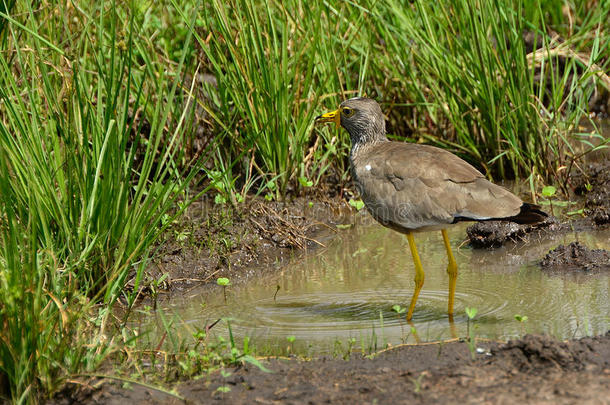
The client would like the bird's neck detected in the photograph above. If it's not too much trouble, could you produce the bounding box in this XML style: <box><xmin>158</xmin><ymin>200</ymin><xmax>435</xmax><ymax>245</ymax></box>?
<box><xmin>349</xmin><ymin>131</ymin><xmax>389</xmax><ymax>158</ymax></box>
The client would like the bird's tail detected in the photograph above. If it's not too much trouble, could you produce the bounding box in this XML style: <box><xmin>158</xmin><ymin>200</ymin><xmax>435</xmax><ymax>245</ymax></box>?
<box><xmin>506</xmin><ymin>202</ymin><xmax>548</xmax><ymax>224</ymax></box>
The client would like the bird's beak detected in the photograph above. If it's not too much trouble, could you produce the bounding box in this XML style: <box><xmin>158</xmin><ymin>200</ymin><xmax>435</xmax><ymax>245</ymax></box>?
<box><xmin>315</xmin><ymin>109</ymin><xmax>341</xmax><ymax>130</ymax></box>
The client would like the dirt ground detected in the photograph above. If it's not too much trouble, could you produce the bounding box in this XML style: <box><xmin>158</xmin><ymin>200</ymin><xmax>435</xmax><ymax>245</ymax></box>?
<box><xmin>49</xmin><ymin>162</ymin><xmax>610</xmax><ymax>404</ymax></box>
<box><xmin>541</xmin><ymin>241</ymin><xmax>610</xmax><ymax>272</ymax></box>
<box><xmin>132</xmin><ymin>196</ymin><xmax>351</xmax><ymax>300</ymax></box>
<box><xmin>52</xmin><ymin>333</ymin><xmax>610</xmax><ymax>404</ymax></box>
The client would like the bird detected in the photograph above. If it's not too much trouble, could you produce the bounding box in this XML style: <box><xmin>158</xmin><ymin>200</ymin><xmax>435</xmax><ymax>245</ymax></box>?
<box><xmin>315</xmin><ymin>97</ymin><xmax>547</xmax><ymax>321</ymax></box>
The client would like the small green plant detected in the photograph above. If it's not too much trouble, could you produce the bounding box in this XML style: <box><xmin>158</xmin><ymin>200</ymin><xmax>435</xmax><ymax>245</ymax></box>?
<box><xmin>226</xmin><ymin>320</ymin><xmax>271</xmax><ymax>372</ymax></box>
<box><xmin>349</xmin><ymin>199</ymin><xmax>365</xmax><ymax>211</ymax></box>
<box><xmin>298</xmin><ymin>176</ymin><xmax>313</xmax><ymax>188</ymax></box>
<box><xmin>149</xmin><ymin>273</ymin><xmax>170</xmax><ymax>311</ymax></box>
<box><xmin>286</xmin><ymin>335</ymin><xmax>296</xmax><ymax>353</ymax></box>
<box><xmin>379</xmin><ymin>310</ymin><xmax>388</xmax><ymax>349</ymax></box>
<box><xmin>209</xmin><ymin>169</ymin><xmax>237</xmax><ymax>205</ymax></box>
<box><xmin>392</xmin><ymin>305</ymin><xmax>407</xmax><ymax>315</ymax></box>
<box><xmin>344</xmin><ymin>338</ymin><xmax>356</xmax><ymax>360</ymax></box>
<box><xmin>541</xmin><ymin>185</ymin><xmax>557</xmax><ymax>215</ymax></box>
<box><xmin>541</xmin><ymin>185</ymin><xmax>557</xmax><ymax>198</ymax></box>
<box><xmin>333</xmin><ymin>338</ymin><xmax>343</xmax><ymax>358</ymax></box>
<box><xmin>370</xmin><ymin>324</ymin><xmax>378</xmax><ymax>354</ymax></box>
<box><xmin>465</xmin><ymin>307</ymin><xmax>478</xmax><ymax>360</ymax></box>
<box><xmin>217</xmin><ymin>277</ymin><xmax>230</xmax><ymax>286</ymax></box>
<box><xmin>515</xmin><ymin>314</ymin><xmax>529</xmax><ymax>336</ymax></box>
<box><xmin>217</xmin><ymin>277</ymin><xmax>231</xmax><ymax>303</ymax></box>
<box><xmin>410</xmin><ymin>373</ymin><xmax>426</xmax><ymax>394</ymax></box>
<box><xmin>216</xmin><ymin>386</ymin><xmax>231</xmax><ymax>393</ymax></box>
<box><xmin>540</xmin><ymin>185</ymin><xmax>574</xmax><ymax>215</ymax></box>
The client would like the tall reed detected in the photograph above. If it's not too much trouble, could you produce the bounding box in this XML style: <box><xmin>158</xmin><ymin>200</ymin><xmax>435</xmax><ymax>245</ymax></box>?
<box><xmin>371</xmin><ymin>0</ymin><xmax>608</xmax><ymax>182</ymax></box>
<box><xmin>190</xmin><ymin>0</ymin><xmax>375</xmax><ymax>198</ymax></box>
<box><xmin>0</xmin><ymin>0</ymin><xmax>199</xmax><ymax>401</ymax></box>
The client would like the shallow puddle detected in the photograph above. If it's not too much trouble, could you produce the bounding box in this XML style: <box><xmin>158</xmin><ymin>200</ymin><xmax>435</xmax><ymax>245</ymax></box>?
<box><xmin>141</xmin><ymin>212</ymin><xmax>610</xmax><ymax>355</ymax></box>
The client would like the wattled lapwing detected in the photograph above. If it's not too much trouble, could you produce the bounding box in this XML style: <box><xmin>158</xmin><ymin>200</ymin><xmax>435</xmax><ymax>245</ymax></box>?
<box><xmin>316</xmin><ymin>97</ymin><xmax>547</xmax><ymax>321</ymax></box>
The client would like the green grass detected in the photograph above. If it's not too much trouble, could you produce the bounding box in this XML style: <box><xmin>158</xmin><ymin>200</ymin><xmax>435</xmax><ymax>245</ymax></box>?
<box><xmin>0</xmin><ymin>0</ymin><xmax>202</xmax><ymax>401</ymax></box>
<box><xmin>189</xmin><ymin>0</ymin><xmax>374</xmax><ymax>198</ymax></box>
<box><xmin>185</xmin><ymin>0</ymin><xmax>608</xmax><ymax>198</ymax></box>
<box><xmin>371</xmin><ymin>0</ymin><xmax>609</xmax><ymax>184</ymax></box>
<box><xmin>0</xmin><ymin>0</ymin><xmax>608</xmax><ymax>403</ymax></box>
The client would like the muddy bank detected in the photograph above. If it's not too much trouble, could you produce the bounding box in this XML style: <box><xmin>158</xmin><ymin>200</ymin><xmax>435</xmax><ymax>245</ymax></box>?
<box><xmin>140</xmin><ymin>196</ymin><xmax>350</xmax><ymax>296</ymax></box>
<box><xmin>572</xmin><ymin>161</ymin><xmax>610</xmax><ymax>227</ymax></box>
<box><xmin>50</xmin><ymin>333</ymin><xmax>610</xmax><ymax>404</ymax></box>
<box><xmin>466</xmin><ymin>216</ymin><xmax>562</xmax><ymax>248</ymax></box>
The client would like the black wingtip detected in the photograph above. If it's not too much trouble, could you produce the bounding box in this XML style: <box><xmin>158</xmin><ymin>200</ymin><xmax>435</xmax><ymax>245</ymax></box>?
<box><xmin>509</xmin><ymin>202</ymin><xmax>548</xmax><ymax>224</ymax></box>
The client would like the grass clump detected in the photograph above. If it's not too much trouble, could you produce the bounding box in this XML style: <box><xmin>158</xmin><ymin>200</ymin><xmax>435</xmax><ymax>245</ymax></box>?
<box><xmin>188</xmin><ymin>0</ymin><xmax>609</xmax><ymax>197</ymax></box>
<box><xmin>371</xmin><ymin>0</ymin><xmax>609</xmax><ymax>183</ymax></box>
<box><xmin>0</xmin><ymin>0</ymin><xmax>201</xmax><ymax>401</ymax></box>
<box><xmin>195</xmin><ymin>0</ymin><xmax>321</xmax><ymax>198</ymax></box>
<box><xmin>188</xmin><ymin>0</ymin><xmax>374</xmax><ymax>199</ymax></box>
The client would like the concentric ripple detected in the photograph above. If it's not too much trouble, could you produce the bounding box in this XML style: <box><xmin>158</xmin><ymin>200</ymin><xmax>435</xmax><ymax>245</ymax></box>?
<box><xmin>146</xmin><ymin>223</ymin><xmax>610</xmax><ymax>352</ymax></box>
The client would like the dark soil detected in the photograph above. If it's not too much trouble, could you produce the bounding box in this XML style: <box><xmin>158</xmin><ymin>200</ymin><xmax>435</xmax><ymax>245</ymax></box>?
<box><xmin>466</xmin><ymin>215</ymin><xmax>563</xmax><ymax>248</ymax></box>
<box><xmin>540</xmin><ymin>241</ymin><xmax>610</xmax><ymax>272</ymax></box>
<box><xmin>572</xmin><ymin>161</ymin><xmax>610</xmax><ymax>227</ymax></box>
<box><xmin>50</xmin><ymin>333</ymin><xmax>610</xmax><ymax>404</ymax></box>
<box><xmin>467</xmin><ymin>160</ymin><xmax>610</xmax><ymax>248</ymax></box>
<box><xmin>134</xmin><ymin>196</ymin><xmax>351</xmax><ymax>297</ymax></box>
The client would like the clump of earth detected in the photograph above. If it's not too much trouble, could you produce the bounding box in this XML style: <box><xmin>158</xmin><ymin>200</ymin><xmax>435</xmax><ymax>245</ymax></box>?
<box><xmin>540</xmin><ymin>241</ymin><xmax>610</xmax><ymax>272</ymax></box>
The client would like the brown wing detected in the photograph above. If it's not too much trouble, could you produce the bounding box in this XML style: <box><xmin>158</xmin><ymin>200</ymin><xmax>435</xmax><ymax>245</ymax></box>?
<box><xmin>352</xmin><ymin>142</ymin><xmax>523</xmax><ymax>231</ymax></box>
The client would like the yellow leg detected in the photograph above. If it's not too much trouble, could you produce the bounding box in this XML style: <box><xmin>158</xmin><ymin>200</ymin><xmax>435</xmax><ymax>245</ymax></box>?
<box><xmin>406</xmin><ymin>232</ymin><xmax>425</xmax><ymax>321</ymax></box>
<box><xmin>441</xmin><ymin>229</ymin><xmax>458</xmax><ymax>320</ymax></box>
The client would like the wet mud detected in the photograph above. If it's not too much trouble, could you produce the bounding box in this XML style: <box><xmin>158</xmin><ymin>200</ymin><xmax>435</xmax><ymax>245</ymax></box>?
<box><xmin>141</xmin><ymin>196</ymin><xmax>349</xmax><ymax>295</ymax></box>
<box><xmin>541</xmin><ymin>241</ymin><xmax>610</xmax><ymax>272</ymax></box>
<box><xmin>50</xmin><ymin>333</ymin><xmax>610</xmax><ymax>405</ymax></box>
<box><xmin>573</xmin><ymin>161</ymin><xmax>610</xmax><ymax>227</ymax></box>
<box><xmin>466</xmin><ymin>216</ymin><xmax>562</xmax><ymax>248</ymax></box>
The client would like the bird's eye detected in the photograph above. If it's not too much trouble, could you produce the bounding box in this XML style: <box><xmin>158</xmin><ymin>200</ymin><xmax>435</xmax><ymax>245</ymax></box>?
<box><xmin>342</xmin><ymin>107</ymin><xmax>355</xmax><ymax>117</ymax></box>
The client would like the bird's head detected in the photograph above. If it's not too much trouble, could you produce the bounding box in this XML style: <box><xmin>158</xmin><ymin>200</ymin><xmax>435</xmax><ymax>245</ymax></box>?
<box><xmin>315</xmin><ymin>97</ymin><xmax>387</xmax><ymax>149</ymax></box>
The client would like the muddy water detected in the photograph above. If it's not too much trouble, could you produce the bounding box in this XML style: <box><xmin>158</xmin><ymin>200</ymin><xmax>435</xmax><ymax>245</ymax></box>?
<box><xmin>146</xmin><ymin>213</ymin><xmax>609</xmax><ymax>354</ymax></box>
